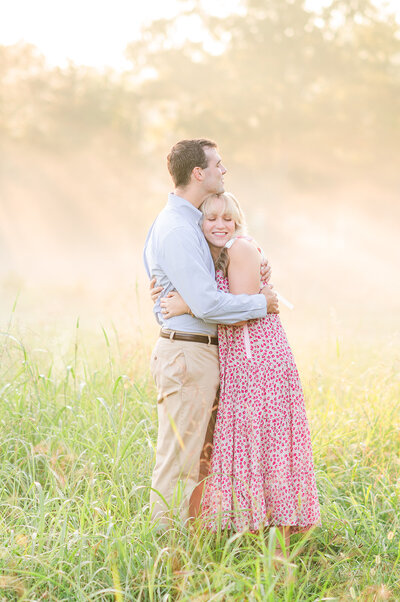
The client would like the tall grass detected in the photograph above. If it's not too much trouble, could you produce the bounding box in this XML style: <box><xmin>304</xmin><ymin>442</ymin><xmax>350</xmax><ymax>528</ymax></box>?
<box><xmin>0</xmin><ymin>323</ymin><xmax>399</xmax><ymax>600</ymax></box>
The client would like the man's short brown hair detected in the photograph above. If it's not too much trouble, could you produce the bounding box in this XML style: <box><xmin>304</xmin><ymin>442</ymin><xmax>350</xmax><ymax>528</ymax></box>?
<box><xmin>167</xmin><ymin>138</ymin><xmax>217</xmax><ymax>187</ymax></box>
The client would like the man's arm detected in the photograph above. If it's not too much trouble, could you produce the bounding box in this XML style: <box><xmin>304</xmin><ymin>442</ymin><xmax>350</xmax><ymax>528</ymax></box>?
<box><xmin>159</xmin><ymin>227</ymin><xmax>268</xmax><ymax>324</ymax></box>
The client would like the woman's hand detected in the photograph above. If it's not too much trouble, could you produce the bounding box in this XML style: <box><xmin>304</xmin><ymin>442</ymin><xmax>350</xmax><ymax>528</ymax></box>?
<box><xmin>160</xmin><ymin>291</ymin><xmax>192</xmax><ymax>319</ymax></box>
<box><xmin>150</xmin><ymin>277</ymin><xmax>163</xmax><ymax>304</ymax></box>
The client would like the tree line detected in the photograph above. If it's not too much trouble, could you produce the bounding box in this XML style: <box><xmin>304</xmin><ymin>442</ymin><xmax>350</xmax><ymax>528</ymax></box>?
<box><xmin>1</xmin><ymin>0</ymin><xmax>399</xmax><ymax>176</ymax></box>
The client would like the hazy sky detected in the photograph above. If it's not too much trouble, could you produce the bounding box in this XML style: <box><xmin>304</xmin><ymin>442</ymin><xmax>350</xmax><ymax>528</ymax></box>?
<box><xmin>0</xmin><ymin>0</ymin><xmax>398</xmax><ymax>70</ymax></box>
<box><xmin>0</xmin><ymin>0</ymin><xmax>242</xmax><ymax>70</ymax></box>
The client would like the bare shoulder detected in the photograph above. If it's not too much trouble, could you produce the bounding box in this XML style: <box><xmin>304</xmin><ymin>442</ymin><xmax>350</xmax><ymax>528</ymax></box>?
<box><xmin>227</xmin><ymin>238</ymin><xmax>261</xmax><ymax>263</ymax></box>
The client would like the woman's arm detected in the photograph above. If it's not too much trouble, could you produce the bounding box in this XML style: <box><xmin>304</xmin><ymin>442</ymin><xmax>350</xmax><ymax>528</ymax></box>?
<box><xmin>150</xmin><ymin>277</ymin><xmax>163</xmax><ymax>304</ymax></box>
<box><xmin>149</xmin><ymin>279</ymin><xmax>192</xmax><ymax>318</ymax></box>
<box><xmin>227</xmin><ymin>238</ymin><xmax>262</xmax><ymax>295</ymax></box>
<box><xmin>160</xmin><ymin>291</ymin><xmax>192</xmax><ymax>319</ymax></box>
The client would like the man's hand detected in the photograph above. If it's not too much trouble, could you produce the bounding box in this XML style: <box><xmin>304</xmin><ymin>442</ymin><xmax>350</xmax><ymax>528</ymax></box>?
<box><xmin>260</xmin><ymin>258</ymin><xmax>272</xmax><ymax>283</ymax></box>
<box><xmin>150</xmin><ymin>277</ymin><xmax>163</xmax><ymax>304</ymax></box>
<box><xmin>261</xmin><ymin>284</ymin><xmax>279</xmax><ymax>314</ymax></box>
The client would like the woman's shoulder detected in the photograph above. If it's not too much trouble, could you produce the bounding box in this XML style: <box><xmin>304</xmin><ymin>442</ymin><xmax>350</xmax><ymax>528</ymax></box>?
<box><xmin>226</xmin><ymin>236</ymin><xmax>259</xmax><ymax>252</ymax></box>
<box><xmin>226</xmin><ymin>236</ymin><xmax>261</xmax><ymax>261</ymax></box>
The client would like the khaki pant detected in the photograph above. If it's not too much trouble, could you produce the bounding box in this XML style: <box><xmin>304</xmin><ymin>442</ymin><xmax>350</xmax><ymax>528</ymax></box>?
<box><xmin>149</xmin><ymin>336</ymin><xmax>220</xmax><ymax>524</ymax></box>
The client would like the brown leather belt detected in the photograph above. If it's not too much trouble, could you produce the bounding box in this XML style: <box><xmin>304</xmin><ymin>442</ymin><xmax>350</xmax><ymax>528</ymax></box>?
<box><xmin>160</xmin><ymin>329</ymin><xmax>218</xmax><ymax>346</ymax></box>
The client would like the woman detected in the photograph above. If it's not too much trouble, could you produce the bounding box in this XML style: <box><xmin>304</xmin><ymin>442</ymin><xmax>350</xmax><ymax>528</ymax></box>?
<box><xmin>157</xmin><ymin>192</ymin><xmax>320</xmax><ymax>544</ymax></box>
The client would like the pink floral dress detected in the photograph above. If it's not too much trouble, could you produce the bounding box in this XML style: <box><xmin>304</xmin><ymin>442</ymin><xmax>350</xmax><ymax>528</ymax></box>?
<box><xmin>201</xmin><ymin>240</ymin><xmax>321</xmax><ymax>532</ymax></box>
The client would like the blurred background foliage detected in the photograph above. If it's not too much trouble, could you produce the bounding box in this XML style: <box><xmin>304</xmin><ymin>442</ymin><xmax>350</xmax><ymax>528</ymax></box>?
<box><xmin>0</xmin><ymin>0</ymin><xmax>399</xmax><ymax>342</ymax></box>
<box><xmin>2</xmin><ymin>0</ymin><xmax>399</xmax><ymax>173</ymax></box>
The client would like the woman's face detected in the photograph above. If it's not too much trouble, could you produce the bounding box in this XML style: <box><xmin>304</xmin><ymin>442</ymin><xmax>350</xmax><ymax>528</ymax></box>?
<box><xmin>202</xmin><ymin>196</ymin><xmax>236</xmax><ymax>249</ymax></box>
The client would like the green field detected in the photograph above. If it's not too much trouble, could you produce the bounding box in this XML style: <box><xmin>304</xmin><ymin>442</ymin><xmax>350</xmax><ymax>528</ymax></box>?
<box><xmin>0</xmin><ymin>316</ymin><xmax>399</xmax><ymax>601</ymax></box>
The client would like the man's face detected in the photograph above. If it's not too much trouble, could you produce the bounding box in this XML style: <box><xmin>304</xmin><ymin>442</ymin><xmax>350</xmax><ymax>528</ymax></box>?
<box><xmin>201</xmin><ymin>147</ymin><xmax>227</xmax><ymax>195</ymax></box>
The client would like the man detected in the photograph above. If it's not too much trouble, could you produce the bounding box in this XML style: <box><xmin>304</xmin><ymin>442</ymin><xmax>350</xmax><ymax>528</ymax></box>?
<box><xmin>143</xmin><ymin>138</ymin><xmax>278</xmax><ymax>526</ymax></box>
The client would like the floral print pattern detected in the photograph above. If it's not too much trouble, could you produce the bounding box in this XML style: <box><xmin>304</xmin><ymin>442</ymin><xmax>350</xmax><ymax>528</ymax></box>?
<box><xmin>201</xmin><ymin>269</ymin><xmax>321</xmax><ymax>532</ymax></box>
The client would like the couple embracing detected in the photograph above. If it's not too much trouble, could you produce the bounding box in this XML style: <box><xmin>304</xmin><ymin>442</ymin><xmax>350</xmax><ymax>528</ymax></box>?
<box><xmin>143</xmin><ymin>138</ymin><xmax>320</xmax><ymax>548</ymax></box>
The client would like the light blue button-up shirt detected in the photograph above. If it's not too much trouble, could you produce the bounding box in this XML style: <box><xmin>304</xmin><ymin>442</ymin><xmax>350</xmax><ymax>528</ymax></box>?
<box><xmin>143</xmin><ymin>193</ymin><xmax>267</xmax><ymax>336</ymax></box>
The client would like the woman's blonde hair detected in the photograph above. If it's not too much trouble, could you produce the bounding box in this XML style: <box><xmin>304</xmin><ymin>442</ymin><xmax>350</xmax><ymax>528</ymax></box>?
<box><xmin>199</xmin><ymin>192</ymin><xmax>247</xmax><ymax>275</ymax></box>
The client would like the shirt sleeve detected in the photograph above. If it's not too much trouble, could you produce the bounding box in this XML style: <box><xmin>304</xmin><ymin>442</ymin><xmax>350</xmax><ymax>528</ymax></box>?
<box><xmin>159</xmin><ymin>227</ymin><xmax>267</xmax><ymax>324</ymax></box>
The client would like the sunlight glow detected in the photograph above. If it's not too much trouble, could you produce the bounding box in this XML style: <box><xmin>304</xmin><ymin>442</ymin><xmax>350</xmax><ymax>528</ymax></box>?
<box><xmin>0</xmin><ymin>0</ymin><xmax>244</xmax><ymax>70</ymax></box>
<box><xmin>2</xmin><ymin>0</ymin><xmax>396</xmax><ymax>70</ymax></box>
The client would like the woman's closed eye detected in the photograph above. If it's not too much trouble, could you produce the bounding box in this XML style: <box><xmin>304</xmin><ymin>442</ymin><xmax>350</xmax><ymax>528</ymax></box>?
<box><xmin>206</xmin><ymin>216</ymin><xmax>232</xmax><ymax>223</ymax></box>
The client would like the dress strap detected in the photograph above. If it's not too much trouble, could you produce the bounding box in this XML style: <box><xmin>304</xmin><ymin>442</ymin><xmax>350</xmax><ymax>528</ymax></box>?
<box><xmin>224</xmin><ymin>235</ymin><xmax>264</xmax><ymax>256</ymax></box>
<box><xmin>224</xmin><ymin>237</ymin><xmax>238</xmax><ymax>249</ymax></box>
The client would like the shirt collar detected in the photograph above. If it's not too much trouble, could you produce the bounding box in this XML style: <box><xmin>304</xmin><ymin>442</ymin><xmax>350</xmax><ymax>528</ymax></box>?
<box><xmin>167</xmin><ymin>192</ymin><xmax>203</xmax><ymax>225</ymax></box>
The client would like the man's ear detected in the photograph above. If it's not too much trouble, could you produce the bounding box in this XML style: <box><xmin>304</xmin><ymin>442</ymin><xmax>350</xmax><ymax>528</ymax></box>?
<box><xmin>192</xmin><ymin>167</ymin><xmax>203</xmax><ymax>182</ymax></box>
